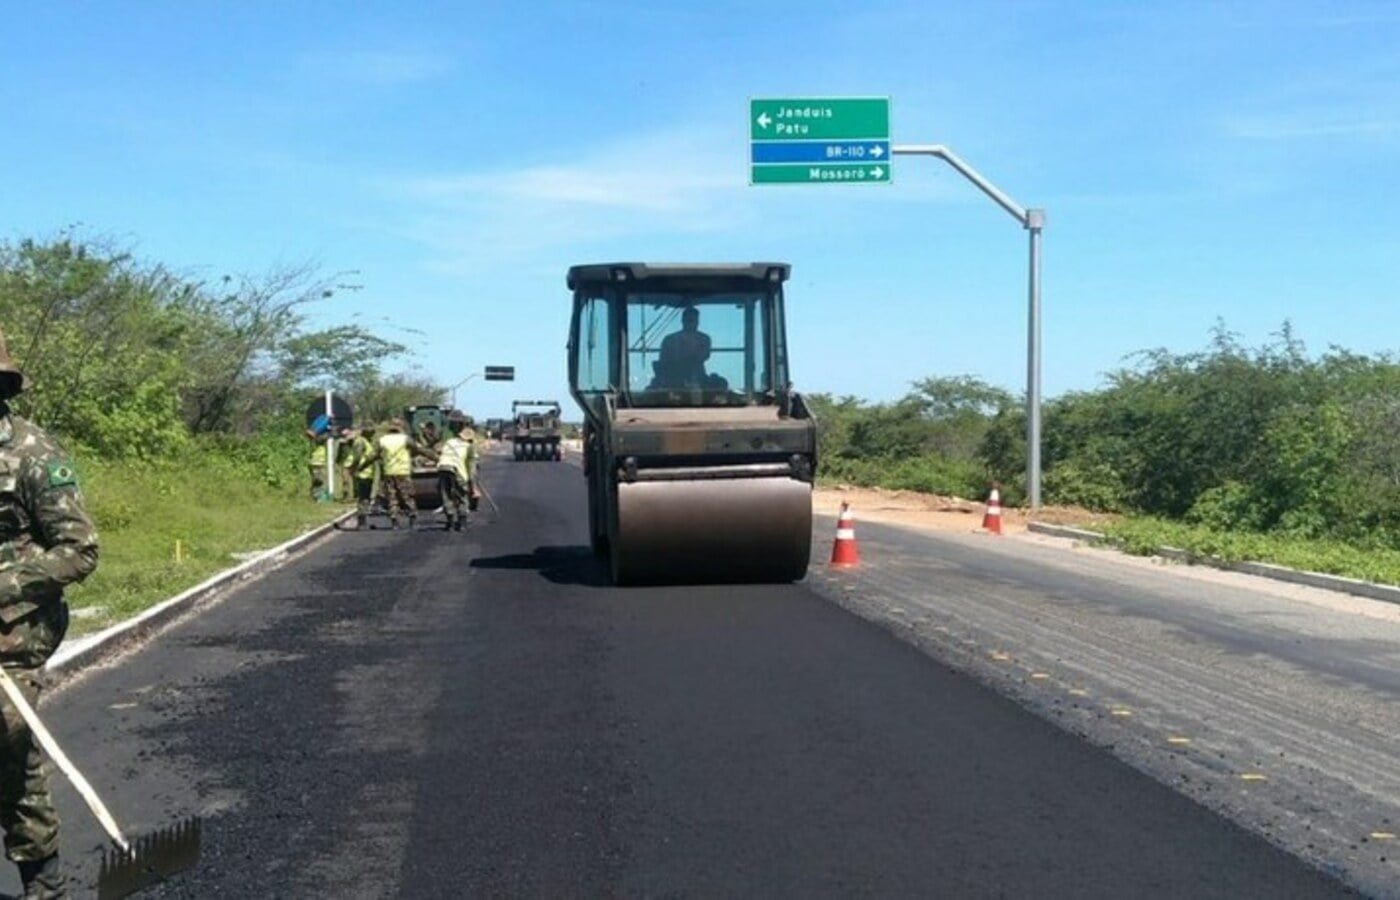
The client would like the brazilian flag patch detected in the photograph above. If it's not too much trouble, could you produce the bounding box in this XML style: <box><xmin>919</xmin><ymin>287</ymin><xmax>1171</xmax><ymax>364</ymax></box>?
<box><xmin>47</xmin><ymin>460</ymin><xmax>79</xmax><ymax>489</ymax></box>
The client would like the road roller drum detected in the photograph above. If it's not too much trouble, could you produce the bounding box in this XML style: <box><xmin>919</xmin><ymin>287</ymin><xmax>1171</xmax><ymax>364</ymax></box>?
<box><xmin>567</xmin><ymin>263</ymin><xmax>818</xmax><ymax>586</ymax></box>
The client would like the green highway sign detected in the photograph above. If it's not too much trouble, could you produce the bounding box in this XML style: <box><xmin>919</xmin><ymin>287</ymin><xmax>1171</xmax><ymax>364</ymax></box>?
<box><xmin>750</xmin><ymin>97</ymin><xmax>891</xmax><ymax>185</ymax></box>
<box><xmin>752</xmin><ymin>163</ymin><xmax>888</xmax><ymax>184</ymax></box>
<box><xmin>750</xmin><ymin>98</ymin><xmax>889</xmax><ymax>141</ymax></box>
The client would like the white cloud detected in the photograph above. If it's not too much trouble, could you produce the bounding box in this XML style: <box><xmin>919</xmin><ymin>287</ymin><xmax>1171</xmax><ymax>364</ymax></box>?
<box><xmin>377</xmin><ymin>128</ymin><xmax>757</xmax><ymax>272</ymax></box>
<box><xmin>377</xmin><ymin>125</ymin><xmax>965</xmax><ymax>275</ymax></box>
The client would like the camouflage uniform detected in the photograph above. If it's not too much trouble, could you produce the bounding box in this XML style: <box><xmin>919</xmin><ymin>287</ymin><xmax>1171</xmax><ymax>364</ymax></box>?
<box><xmin>0</xmin><ymin>338</ymin><xmax>99</xmax><ymax>898</ymax></box>
<box><xmin>306</xmin><ymin>431</ymin><xmax>328</xmax><ymax>501</ymax></box>
<box><xmin>348</xmin><ymin>428</ymin><xmax>379</xmax><ymax>529</ymax></box>
<box><xmin>335</xmin><ymin>430</ymin><xmax>355</xmax><ymax>503</ymax></box>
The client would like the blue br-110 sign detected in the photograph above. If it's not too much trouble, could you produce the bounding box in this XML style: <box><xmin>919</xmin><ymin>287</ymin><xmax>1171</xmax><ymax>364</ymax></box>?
<box><xmin>751</xmin><ymin>141</ymin><xmax>890</xmax><ymax>164</ymax></box>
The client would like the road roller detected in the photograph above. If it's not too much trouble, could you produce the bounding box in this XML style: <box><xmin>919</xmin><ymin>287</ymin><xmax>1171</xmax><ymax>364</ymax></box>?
<box><xmin>404</xmin><ymin>404</ymin><xmax>456</xmax><ymax>510</ymax></box>
<box><xmin>511</xmin><ymin>400</ymin><xmax>564</xmax><ymax>461</ymax></box>
<box><xmin>567</xmin><ymin>263</ymin><xmax>817</xmax><ymax>584</ymax></box>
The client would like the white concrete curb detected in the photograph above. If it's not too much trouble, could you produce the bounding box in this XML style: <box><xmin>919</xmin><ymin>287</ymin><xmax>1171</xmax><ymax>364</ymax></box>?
<box><xmin>1028</xmin><ymin>521</ymin><xmax>1400</xmax><ymax>606</ymax></box>
<box><xmin>1025</xmin><ymin>522</ymin><xmax>1108</xmax><ymax>544</ymax></box>
<box><xmin>47</xmin><ymin>509</ymin><xmax>356</xmax><ymax>678</ymax></box>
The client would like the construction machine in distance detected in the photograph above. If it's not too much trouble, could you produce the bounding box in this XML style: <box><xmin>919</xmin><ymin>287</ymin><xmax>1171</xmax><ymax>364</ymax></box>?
<box><xmin>512</xmin><ymin>401</ymin><xmax>563</xmax><ymax>461</ymax></box>
<box><xmin>567</xmin><ymin>262</ymin><xmax>816</xmax><ymax>585</ymax></box>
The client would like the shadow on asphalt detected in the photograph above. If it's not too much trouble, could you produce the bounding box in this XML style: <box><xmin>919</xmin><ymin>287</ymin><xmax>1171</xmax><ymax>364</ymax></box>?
<box><xmin>470</xmin><ymin>545</ymin><xmax>610</xmax><ymax>587</ymax></box>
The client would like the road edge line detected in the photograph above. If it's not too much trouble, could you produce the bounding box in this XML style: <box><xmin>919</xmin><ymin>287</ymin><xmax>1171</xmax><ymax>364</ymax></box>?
<box><xmin>1027</xmin><ymin>521</ymin><xmax>1400</xmax><ymax>606</ymax></box>
<box><xmin>46</xmin><ymin>510</ymin><xmax>357</xmax><ymax>679</ymax></box>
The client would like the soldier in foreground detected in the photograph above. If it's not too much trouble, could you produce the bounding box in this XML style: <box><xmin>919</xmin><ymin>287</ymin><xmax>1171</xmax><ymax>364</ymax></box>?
<box><xmin>0</xmin><ymin>333</ymin><xmax>99</xmax><ymax>898</ymax></box>
<box><xmin>375</xmin><ymin>419</ymin><xmax>416</xmax><ymax>530</ymax></box>
<box><xmin>436</xmin><ymin>413</ymin><xmax>478</xmax><ymax>532</ymax></box>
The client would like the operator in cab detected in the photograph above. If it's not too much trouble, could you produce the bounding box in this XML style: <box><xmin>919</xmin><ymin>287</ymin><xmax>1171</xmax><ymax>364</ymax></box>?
<box><xmin>653</xmin><ymin>306</ymin><xmax>712</xmax><ymax>389</ymax></box>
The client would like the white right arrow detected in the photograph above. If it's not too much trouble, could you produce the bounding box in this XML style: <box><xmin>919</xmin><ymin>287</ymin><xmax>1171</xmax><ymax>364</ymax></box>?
<box><xmin>871</xmin><ymin>166</ymin><xmax>886</xmax><ymax>179</ymax></box>
<box><xmin>870</xmin><ymin>145</ymin><xmax>885</xmax><ymax>158</ymax></box>
<box><xmin>756</xmin><ymin>112</ymin><xmax>772</xmax><ymax>129</ymax></box>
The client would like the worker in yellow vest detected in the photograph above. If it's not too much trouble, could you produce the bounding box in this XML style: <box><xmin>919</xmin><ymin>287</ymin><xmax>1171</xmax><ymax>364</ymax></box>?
<box><xmin>436</xmin><ymin>412</ymin><xmax>478</xmax><ymax>531</ymax></box>
<box><xmin>375</xmin><ymin>419</ymin><xmax>417</xmax><ymax>529</ymax></box>
<box><xmin>336</xmin><ymin>427</ymin><xmax>356</xmax><ymax>502</ymax></box>
<box><xmin>306</xmin><ymin>429</ymin><xmax>329</xmax><ymax>501</ymax></box>
<box><xmin>348</xmin><ymin>424</ymin><xmax>379</xmax><ymax>529</ymax></box>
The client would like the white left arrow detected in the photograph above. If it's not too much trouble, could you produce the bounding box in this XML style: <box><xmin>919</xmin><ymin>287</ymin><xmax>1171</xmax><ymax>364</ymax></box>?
<box><xmin>756</xmin><ymin>112</ymin><xmax>772</xmax><ymax>129</ymax></box>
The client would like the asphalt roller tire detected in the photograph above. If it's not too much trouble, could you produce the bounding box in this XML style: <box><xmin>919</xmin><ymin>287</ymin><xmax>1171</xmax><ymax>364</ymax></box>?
<box><xmin>609</xmin><ymin>476</ymin><xmax>812</xmax><ymax>585</ymax></box>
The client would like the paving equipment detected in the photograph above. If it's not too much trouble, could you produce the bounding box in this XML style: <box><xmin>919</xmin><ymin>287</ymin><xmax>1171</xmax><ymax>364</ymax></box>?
<box><xmin>567</xmin><ymin>262</ymin><xmax>816</xmax><ymax>584</ymax></box>
<box><xmin>512</xmin><ymin>401</ymin><xmax>563</xmax><ymax>461</ymax></box>
<box><xmin>404</xmin><ymin>404</ymin><xmax>458</xmax><ymax>509</ymax></box>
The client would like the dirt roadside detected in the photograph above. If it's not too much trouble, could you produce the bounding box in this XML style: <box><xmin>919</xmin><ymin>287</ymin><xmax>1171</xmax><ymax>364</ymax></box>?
<box><xmin>813</xmin><ymin>484</ymin><xmax>1117</xmax><ymax>535</ymax></box>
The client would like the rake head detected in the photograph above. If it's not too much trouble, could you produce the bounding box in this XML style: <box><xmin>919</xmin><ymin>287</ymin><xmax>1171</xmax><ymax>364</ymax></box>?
<box><xmin>97</xmin><ymin>817</ymin><xmax>202</xmax><ymax>900</ymax></box>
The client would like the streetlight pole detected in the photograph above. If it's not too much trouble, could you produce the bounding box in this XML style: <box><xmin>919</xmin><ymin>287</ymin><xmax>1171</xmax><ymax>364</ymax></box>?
<box><xmin>891</xmin><ymin>144</ymin><xmax>1045</xmax><ymax>508</ymax></box>
<box><xmin>450</xmin><ymin>372</ymin><xmax>481</xmax><ymax>409</ymax></box>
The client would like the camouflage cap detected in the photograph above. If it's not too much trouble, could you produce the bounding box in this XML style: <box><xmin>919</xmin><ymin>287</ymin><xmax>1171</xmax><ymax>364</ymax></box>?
<box><xmin>0</xmin><ymin>330</ymin><xmax>30</xmax><ymax>398</ymax></box>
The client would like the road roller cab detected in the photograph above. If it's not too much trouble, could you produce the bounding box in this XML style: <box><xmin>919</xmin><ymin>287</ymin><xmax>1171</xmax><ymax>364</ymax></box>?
<box><xmin>567</xmin><ymin>263</ymin><xmax>817</xmax><ymax>584</ymax></box>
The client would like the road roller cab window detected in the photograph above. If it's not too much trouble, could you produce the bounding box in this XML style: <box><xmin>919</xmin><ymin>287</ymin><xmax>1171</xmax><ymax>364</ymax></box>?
<box><xmin>625</xmin><ymin>293</ymin><xmax>774</xmax><ymax>406</ymax></box>
<box><xmin>574</xmin><ymin>291</ymin><xmax>617</xmax><ymax>395</ymax></box>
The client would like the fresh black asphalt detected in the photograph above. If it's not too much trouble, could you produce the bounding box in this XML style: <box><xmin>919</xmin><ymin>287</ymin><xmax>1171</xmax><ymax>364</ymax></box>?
<box><xmin>7</xmin><ymin>455</ymin><xmax>1356</xmax><ymax>897</ymax></box>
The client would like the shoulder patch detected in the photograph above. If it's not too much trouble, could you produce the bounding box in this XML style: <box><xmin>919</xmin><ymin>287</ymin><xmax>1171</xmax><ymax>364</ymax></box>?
<box><xmin>47</xmin><ymin>459</ymin><xmax>79</xmax><ymax>489</ymax></box>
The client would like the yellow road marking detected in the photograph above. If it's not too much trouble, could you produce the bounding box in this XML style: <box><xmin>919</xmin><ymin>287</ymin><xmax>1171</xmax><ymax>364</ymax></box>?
<box><xmin>1240</xmin><ymin>773</ymin><xmax>1268</xmax><ymax>782</ymax></box>
<box><xmin>1167</xmin><ymin>737</ymin><xmax>1192</xmax><ymax>745</ymax></box>
<box><xmin>1110</xmin><ymin>708</ymin><xmax>1133</xmax><ymax>717</ymax></box>
<box><xmin>990</xmin><ymin>652</ymin><xmax>1011</xmax><ymax>661</ymax></box>
<box><xmin>1030</xmin><ymin>672</ymin><xmax>1050</xmax><ymax>680</ymax></box>
<box><xmin>109</xmin><ymin>702</ymin><xmax>137</xmax><ymax>710</ymax></box>
<box><xmin>1068</xmin><ymin>688</ymin><xmax>1088</xmax><ymax>696</ymax></box>
<box><xmin>1369</xmin><ymin>832</ymin><xmax>1397</xmax><ymax>841</ymax></box>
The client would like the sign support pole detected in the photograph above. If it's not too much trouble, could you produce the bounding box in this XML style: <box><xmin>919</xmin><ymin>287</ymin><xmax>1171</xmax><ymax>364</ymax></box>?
<box><xmin>892</xmin><ymin>144</ymin><xmax>1045</xmax><ymax>508</ymax></box>
<box><xmin>324</xmin><ymin>389</ymin><xmax>336</xmax><ymax>502</ymax></box>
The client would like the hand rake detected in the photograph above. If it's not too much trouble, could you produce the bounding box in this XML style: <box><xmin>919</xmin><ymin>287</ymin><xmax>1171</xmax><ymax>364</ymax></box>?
<box><xmin>475</xmin><ymin>479</ymin><xmax>502</xmax><ymax>519</ymax></box>
<box><xmin>0</xmin><ymin>666</ymin><xmax>201</xmax><ymax>899</ymax></box>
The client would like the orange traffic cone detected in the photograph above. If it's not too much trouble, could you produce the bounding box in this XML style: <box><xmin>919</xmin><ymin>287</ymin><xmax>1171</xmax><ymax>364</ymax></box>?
<box><xmin>981</xmin><ymin>485</ymin><xmax>1003</xmax><ymax>535</ymax></box>
<box><xmin>830</xmin><ymin>502</ymin><xmax>861</xmax><ymax>567</ymax></box>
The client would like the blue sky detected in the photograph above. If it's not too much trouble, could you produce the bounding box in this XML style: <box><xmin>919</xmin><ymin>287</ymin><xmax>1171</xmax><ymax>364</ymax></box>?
<box><xmin>3</xmin><ymin>1</ymin><xmax>1399</xmax><ymax>417</ymax></box>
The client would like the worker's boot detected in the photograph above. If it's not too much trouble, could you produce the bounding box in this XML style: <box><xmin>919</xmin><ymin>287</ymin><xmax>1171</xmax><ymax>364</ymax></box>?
<box><xmin>389</xmin><ymin>517</ymin><xmax>399</xmax><ymax>530</ymax></box>
<box><xmin>408</xmin><ymin>513</ymin><xmax>417</xmax><ymax>530</ymax></box>
<box><xmin>443</xmin><ymin>515</ymin><xmax>454</xmax><ymax>532</ymax></box>
<box><xmin>19</xmin><ymin>854</ymin><xmax>66</xmax><ymax>899</ymax></box>
<box><xmin>355</xmin><ymin>512</ymin><xmax>368</xmax><ymax>530</ymax></box>
<box><xmin>454</xmin><ymin>515</ymin><xmax>464</xmax><ymax>532</ymax></box>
